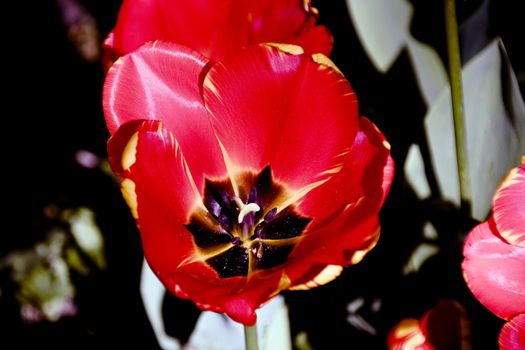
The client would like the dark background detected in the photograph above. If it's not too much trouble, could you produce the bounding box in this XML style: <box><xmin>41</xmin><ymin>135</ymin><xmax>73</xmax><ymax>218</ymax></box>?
<box><xmin>2</xmin><ymin>0</ymin><xmax>523</xmax><ymax>348</ymax></box>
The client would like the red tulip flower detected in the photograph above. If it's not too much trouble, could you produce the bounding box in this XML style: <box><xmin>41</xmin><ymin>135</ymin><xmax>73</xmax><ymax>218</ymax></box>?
<box><xmin>387</xmin><ymin>300</ymin><xmax>470</xmax><ymax>350</ymax></box>
<box><xmin>462</xmin><ymin>160</ymin><xmax>525</xmax><ymax>350</ymax></box>
<box><xmin>103</xmin><ymin>41</ymin><xmax>394</xmax><ymax>325</ymax></box>
<box><xmin>103</xmin><ymin>0</ymin><xmax>332</xmax><ymax>69</ymax></box>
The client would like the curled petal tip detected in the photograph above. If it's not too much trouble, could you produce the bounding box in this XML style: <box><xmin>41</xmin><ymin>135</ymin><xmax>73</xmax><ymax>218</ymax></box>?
<box><xmin>224</xmin><ymin>297</ymin><xmax>257</xmax><ymax>326</ymax></box>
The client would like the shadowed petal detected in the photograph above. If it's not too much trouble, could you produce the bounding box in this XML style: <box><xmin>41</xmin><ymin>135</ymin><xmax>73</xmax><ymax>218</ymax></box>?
<box><xmin>245</xmin><ymin>0</ymin><xmax>331</xmax><ymax>55</ymax></box>
<box><xmin>420</xmin><ymin>300</ymin><xmax>471</xmax><ymax>350</ymax></box>
<box><xmin>158</xmin><ymin>260</ymin><xmax>288</xmax><ymax>325</ymax></box>
<box><xmin>462</xmin><ymin>220</ymin><xmax>525</xmax><ymax>320</ymax></box>
<box><xmin>499</xmin><ymin>314</ymin><xmax>525</xmax><ymax>350</ymax></box>
<box><xmin>298</xmin><ymin>117</ymin><xmax>394</xmax><ymax>224</ymax></box>
<box><xmin>105</xmin><ymin>0</ymin><xmax>331</xmax><ymax>62</ymax></box>
<box><xmin>203</xmin><ymin>44</ymin><xmax>359</xmax><ymax>193</ymax></box>
<box><xmin>387</xmin><ymin>300</ymin><xmax>470</xmax><ymax>350</ymax></box>
<box><xmin>290</xmin><ymin>25</ymin><xmax>333</xmax><ymax>56</ymax></box>
<box><xmin>493</xmin><ymin>164</ymin><xmax>525</xmax><ymax>247</ymax></box>
<box><xmin>103</xmin><ymin>41</ymin><xmax>226</xmax><ymax>189</ymax></box>
<box><xmin>282</xmin><ymin>117</ymin><xmax>393</xmax><ymax>287</ymax></box>
<box><xmin>286</xmin><ymin>200</ymin><xmax>381</xmax><ymax>288</ymax></box>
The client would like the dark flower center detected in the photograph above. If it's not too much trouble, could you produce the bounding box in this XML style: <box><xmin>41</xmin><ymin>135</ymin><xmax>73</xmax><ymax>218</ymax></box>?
<box><xmin>184</xmin><ymin>166</ymin><xmax>311</xmax><ymax>278</ymax></box>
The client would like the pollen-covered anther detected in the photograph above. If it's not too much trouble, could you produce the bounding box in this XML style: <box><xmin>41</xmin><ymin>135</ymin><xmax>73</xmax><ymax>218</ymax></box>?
<box><xmin>252</xmin><ymin>243</ymin><xmax>263</xmax><ymax>259</ymax></box>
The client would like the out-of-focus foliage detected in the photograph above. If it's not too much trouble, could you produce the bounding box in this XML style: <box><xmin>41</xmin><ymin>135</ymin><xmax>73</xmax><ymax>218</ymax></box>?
<box><xmin>1</xmin><ymin>207</ymin><xmax>106</xmax><ymax>323</ymax></box>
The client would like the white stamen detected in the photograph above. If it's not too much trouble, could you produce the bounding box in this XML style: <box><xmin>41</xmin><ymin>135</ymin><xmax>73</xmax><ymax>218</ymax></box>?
<box><xmin>238</xmin><ymin>203</ymin><xmax>260</xmax><ymax>224</ymax></box>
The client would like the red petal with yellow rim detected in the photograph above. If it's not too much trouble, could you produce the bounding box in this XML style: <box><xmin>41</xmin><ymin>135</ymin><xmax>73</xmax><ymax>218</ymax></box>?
<box><xmin>462</xmin><ymin>220</ymin><xmax>525</xmax><ymax>320</ymax></box>
<box><xmin>107</xmin><ymin>120</ymin><xmax>200</xmax><ymax>271</ymax></box>
<box><xmin>493</xmin><ymin>164</ymin><xmax>525</xmax><ymax>247</ymax></box>
<box><xmin>286</xmin><ymin>203</ymin><xmax>381</xmax><ymax>288</ymax></box>
<box><xmin>283</xmin><ymin>117</ymin><xmax>393</xmax><ymax>287</ymax></box>
<box><xmin>103</xmin><ymin>41</ymin><xmax>226</xmax><ymax>189</ymax></box>
<box><xmin>158</xmin><ymin>262</ymin><xmax>287</xmax><ymax>325</ymax></box>
<box><xmin>387</xmin><ymin>318</ymin><xmax>434</xmax><ymax>350</ymax></box>
<box><xmin>108</xmin><ymin>122</ymin><xmax>291</xmax><ymax>325</ymax></box>
<box><xmin>299</xmin><ymin>117</ymin><xmax>394</xmax><ymax>224</ymax></box>
<box><xmin>203</xmin><ymin>44</ymin><xmax>359</xmax><ymax>192</ymax></box>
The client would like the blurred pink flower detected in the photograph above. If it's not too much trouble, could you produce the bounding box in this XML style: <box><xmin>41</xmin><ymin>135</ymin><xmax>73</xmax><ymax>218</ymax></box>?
<box><xmin>462</xmin><ymin>159</ymin><xmax>525</xmax><ymax>350</ymax></box>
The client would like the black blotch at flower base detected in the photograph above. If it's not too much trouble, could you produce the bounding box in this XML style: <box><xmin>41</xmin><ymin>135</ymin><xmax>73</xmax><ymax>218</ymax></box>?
<box><xmin>185</xmin><ymin>166</ymin><xmax>311</xmax><ymax>278</ymax></box>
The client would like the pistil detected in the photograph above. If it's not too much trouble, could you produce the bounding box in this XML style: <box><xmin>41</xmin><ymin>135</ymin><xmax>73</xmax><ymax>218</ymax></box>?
<box><xmin>235</xmin><ymin>198</ymin><xmax>261</xmax><ymax>239</ymax></box>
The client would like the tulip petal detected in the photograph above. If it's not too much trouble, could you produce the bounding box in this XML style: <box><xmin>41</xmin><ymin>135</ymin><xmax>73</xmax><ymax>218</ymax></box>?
<box><xmin>203</xmin><ymin>44</ymin><xmax>359</xmax><ymax>194</ymax></box>
<box><xmin>387</xmin><ymin>319</ymin><xmax>434</xmax><ymax>350</ymax></box>
<box><xmin>421</xmin><ymin>300</ymin><xmax>471</xmax><ymax>350</ymax></box>
<box><xmin>286</xmin><ymin>204</ymin><xmax>381</xmax><ymax>288</ymax></box>
<box><xmin>105</xmin><ymin>0</ymin><xmax>331</xmax><ymax>62</ymax></box>
<box><xmin>107</xmin><ymin>120</ymin><xmax>201</xmax><ymax>271</ymax></box>
<box><xmin>299</xmin><ymin>117</ymin><xmax>394</xmax><ymax>223</ymax></box>
<box><xmin>109</xmin><ymin>0</ymin><xmax>165</xmax><ymax>56</ymax></box>
<box><xmin>493</xmin><ymin>165</ymin><xmax>525</xmax><ymax>247</ymax></box>
<box><xmin>246</xmin><ymin>0</ymin><xmax>331</xmax><ymax>55</ymax></box>
<box><xmin>108</xmin><ymin>122</ymin><xmax>295</xmax><ymax>325</ymax></box>
<box><xmin>103</xmin><ymin>41</ymin><xmax>226</xmax><ymax>189</ymax></box>
<box><xmin>282</xmin><ymin>117</ymin><xmax>393</xmax><ymax>287</ymax></box>
<box><xmin>290</xmin><ymin>25</ymin><xmax>333</xmax><ymax>56</ymax></box>
<box><xmin>462</xmin><ymin>220</ymin><xmax>525</xmax><ymax>320</ymax></box>
<box><xmin>158</xmin><ymin>260</ymin><xmax>288</xmax><ymax>325</ymax></box>
<box><xmin>499</xmin><ymin>314</ymin><xmax>525</xmax><ymax>350</ymax></box>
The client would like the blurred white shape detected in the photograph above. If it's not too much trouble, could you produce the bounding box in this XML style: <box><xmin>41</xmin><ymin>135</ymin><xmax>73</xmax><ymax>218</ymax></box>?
<box><xmin>65</xmin><ymin>207</ymin><xmax>106</xmax><ymax>269</ymax></box>
<box><xmin>347</xmin><ymin>0</ymin><xmax>448</xmax><ymax>106</ymax></box>
<box><xmin>404</xmin><ymin>145</ymin><xmax>431</xmax><ymax>199</ymax></box>
<box><xmin>140</xmin><ymin>259</ymin><xmax>291</xmax><ymax>350</ymax></box>
<box><xmin>423</xmin><ymin>222</ymin><xmax>438</xmax><ymax>241</ymax></box>
<box><xmin>371</xmin><ymin>298</ymin><xmax>381</xmax><ymax>313</ymax></box>
<box><xmin>409</xmin><ymin>39</ymin><xmax>525</xmax><ymax>220</ymax></box>
<box><xmin>349</xmin><ymin>0</ymin><xmax>525</xmax><ymax>221</ymax></box>
<box><xmin>402</xmin><ymin>243</ymin><xmax>439</xmax><ymax>275</ymax></box>
<box><xmin>141</xmin><ymin>260</ymin><xmax>181</xmax><ymax>350</ymax></box>
<box><xmin>42</xmin><ymin>296</ymin><xmax>77</xmax><ymax>322</ymax></box>
<box><xmin>346</xmin><ymin>0</ymin><xmax>412</xmax><ymax>73</ymax></box>
<box><xmin>75</xmin><ymin>149</ymin><xmax>100</xmax><ymax>169</ymax></box>
<box><xmin>346</xmin><ymin>314</ymin><xmax>377</xmax><ymax>336</ymax></box>
<box><xmin>346</xmin><ymin>297</ymin><xmax>378</xmax><ymax>335</ymax></box>
<box><xmin>406</xmin><ymin>39</ymin><xmax>449</xmax><ymax>107</ymax></box>
<box><xmin>185</xmin><ymin>294</ymin><xmax>290</xmax><ymax>350</ymax></box>
<box><xmin>346</xmin><ymin>297</ymin><xmax>365</xmax><ymax>314</ymax></box>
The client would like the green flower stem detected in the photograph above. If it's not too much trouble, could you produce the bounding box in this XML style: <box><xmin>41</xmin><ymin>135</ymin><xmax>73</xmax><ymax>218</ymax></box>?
<box><xmin>244</xmin><ymin>324</ymin><xmax>259</xmax><ymax>350</ymax></box>
<box><xmin>444</xmin><ymin>0</ymin><xmax>472</xmax><ymax>212</ymax></box>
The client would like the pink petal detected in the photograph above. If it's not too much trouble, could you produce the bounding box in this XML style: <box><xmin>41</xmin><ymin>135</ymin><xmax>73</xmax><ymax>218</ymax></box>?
<box><xmin>499</xmin><ymin>314</ymin><xmax>525</xmax><ymax>350</ymax></box>
<box><xmin>103</xmin><ymin>41</ymin><xmax>226</xmax><ymax>189</ymax></box>
<box><xmin>493</xmin><ymin>164</ymin><xmax>525</xmax><ymax>247</ymax></box>
<box><xmin>462</xmin><ymin>221</ymin><xmax>525</xmax><ymax>320</ymax></box>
